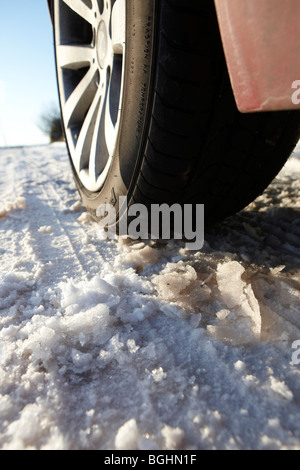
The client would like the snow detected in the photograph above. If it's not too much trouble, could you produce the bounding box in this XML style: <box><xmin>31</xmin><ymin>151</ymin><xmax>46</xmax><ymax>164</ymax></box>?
<box><xmin>0</xmin><ymin>142</ymin><xmax>300</xmax><ymax>450</ymax></box>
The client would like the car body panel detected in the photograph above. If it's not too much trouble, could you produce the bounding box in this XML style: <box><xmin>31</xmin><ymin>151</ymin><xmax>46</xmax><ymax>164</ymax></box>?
<box><xmin>214</xmin><ymin>0</ymin><xmax>300</xmax><ymax>112</ymax></box>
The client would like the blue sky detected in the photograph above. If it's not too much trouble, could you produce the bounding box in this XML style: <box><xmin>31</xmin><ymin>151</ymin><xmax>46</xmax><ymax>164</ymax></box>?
<box><xmin>0</xmin><ymin>1</ymin><xmax>60</xmax><ymax>147</ymax></box>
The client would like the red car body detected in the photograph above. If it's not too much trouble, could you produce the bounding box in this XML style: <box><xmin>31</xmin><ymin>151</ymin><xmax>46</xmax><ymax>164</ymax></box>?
<box><xmin>215</xmin><ymin>0</ymin><xmax>300</xmax><ymax>113</ymax></box>
<box><xmin>48</xmin><ymin>0</ymin><xmax>300</xmax><ymax>113</ymax></box>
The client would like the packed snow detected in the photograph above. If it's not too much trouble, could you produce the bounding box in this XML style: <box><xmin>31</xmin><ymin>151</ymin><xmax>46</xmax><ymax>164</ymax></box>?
<box><xmin>0</xmin><ymin>141</ymin><xmax>300</xmax><ymax>450</ymax></box>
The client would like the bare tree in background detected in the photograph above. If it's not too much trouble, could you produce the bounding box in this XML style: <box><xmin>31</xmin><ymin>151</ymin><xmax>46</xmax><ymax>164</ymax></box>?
<box><xmin>38</xmin><ymin>103</ymin><xmax>64</xmax><ymax>143</ymax></box>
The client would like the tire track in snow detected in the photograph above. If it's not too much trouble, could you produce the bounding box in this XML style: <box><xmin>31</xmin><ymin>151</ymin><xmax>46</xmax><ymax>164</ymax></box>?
<box><xmin>17</xmin><ymin>145</ymin><xmax>118</xmax><ymax>285</ymax></box>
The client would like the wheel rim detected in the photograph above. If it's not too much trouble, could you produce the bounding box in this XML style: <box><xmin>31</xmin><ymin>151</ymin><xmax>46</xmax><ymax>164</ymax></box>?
<box><xmin>54</xmin><ymin>0</ymin><xmax>126</xmax><ymax>192</ymax></box>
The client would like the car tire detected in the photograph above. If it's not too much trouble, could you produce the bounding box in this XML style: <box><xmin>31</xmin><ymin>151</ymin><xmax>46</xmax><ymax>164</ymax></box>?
<box><xmin>53</xmin><ymin>0</ymin><xmax>300</xmax><ymax>231</ymax></box>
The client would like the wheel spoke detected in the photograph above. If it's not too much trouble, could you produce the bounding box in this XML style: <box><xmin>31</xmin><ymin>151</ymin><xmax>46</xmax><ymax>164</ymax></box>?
<box><xmin>111</xmin><ymin>0</ymin><xmax>126</xmax><ymax>54</ymax></box>
<box><xmin>85</xmin><ymin>101</ymin><xmax>104</xmax><ymax>187</ymax></box>
<box><xmin>73</xmin><ymin>86</ymin><xmax>103</xmax><ymax>172</ymax></box>
<box><xmin>104</xmin><ymin>88</ymin><xmax>116</xmax><ymax>156</ymax></box>
<box><xmin>91</xmin><ymin>0</ymin><xmax>105</xmax><ymax>15</ymax></box>
<box><xmin>64</xmin><ymin>66</ymin><xmax>98</xmax><ymax>127</ymax></box>
<box><xmin>56</xmin><ymin>45</ymin><xmax>94</xmax><ymax>70</ymax></box>
<box><xmin>61</xmin><ymin>0</ymin><xmax>94</xmax><ymax>25</ymax></box>
<box><xmin>88</xmin><ymin>79</ymin><xmax>110</xmax><ymax>183</ymax></box>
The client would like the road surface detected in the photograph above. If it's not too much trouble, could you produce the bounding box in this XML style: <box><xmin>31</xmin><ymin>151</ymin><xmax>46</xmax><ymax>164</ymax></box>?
<box><xmin>0</xmin><ymin>142</ymin><xmax>300</xmax><ymax>450</ymax></box>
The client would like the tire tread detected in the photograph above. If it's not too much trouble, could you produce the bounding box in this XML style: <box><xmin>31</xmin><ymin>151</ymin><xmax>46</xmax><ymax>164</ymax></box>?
<box><xmin>132</xmin><ymin>0</ymin><xmax>300</xmax><ymax>224</ymax></box>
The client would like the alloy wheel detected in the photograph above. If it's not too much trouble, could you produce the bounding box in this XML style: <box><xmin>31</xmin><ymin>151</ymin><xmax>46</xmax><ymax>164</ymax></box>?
<box><xmin>54</xmin><ymin>0</ymin><xmax>126</xmax><ymax>192</ymax></box>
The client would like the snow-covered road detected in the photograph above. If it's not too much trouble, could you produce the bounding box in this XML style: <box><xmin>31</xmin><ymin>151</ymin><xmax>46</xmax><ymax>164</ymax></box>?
<box><xmin>0</xmin><ymin>142</ymin><xmax>300</xmax><ymax>450</ymax></box>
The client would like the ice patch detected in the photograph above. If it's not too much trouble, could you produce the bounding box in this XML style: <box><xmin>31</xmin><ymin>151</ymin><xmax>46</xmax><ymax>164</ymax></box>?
<box><xmin>269</xmin><ymin>376</ymin><xmax>294</xmax><ymax>401</ymax></box>
<box><xmin>0</xmin><ymin>196</ymin><xmax>26</xmax><ymax>218</ymax></box>
<box><xmin>60</xmin><ymin>276</ymin><xmax>120</xmax><ymax>314</ymax></box>
<box><xmin>210</xmin><ymin>261</ymin><xmax>262</xmax><ymax>344</ymax></box>
<box><xmin>38</xmin><ymin>226</ymin><xmax>52</xmax><ymax>234</ymax></box>
<box><xmin>115</xmin><ymin>419</ymin><xmax>140</xmax><ymax>450</ymax></box>
<box><xmin>152</xmin><ymin>261</ymin><xmax>211</xmax><ymax>310</ymax></box>
<box><xmin>161</xmin><ymin>425</ymin><xmax>185</xmax><ymax>450</ymax></box>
